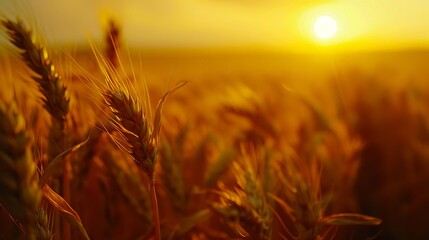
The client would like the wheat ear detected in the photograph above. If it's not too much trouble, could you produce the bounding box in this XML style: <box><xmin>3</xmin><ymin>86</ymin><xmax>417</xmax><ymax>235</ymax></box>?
<box><xmin>102</xmin><ymin>89</ymin><xmax>159</xmax><ymax>240</ymax></box>
<box><xmin>103</xmin><ymin>89</ymin><xmax>160</xmax><ymax>239</ymax></box>
<box><xmin>2</xmin><ymin>19</ymin><xmax>69</xmax><ymax>130</ymax></box>
<box><xmin>89</xmin><ymin>35</ymin><xmax>186</xmax><ymax>239</ymax></box>
<box><xmin>2</xmin><ymin>18</ymin><xmax>71</xmax><ymax>240</ymax></box>
<box><xmin>105</xmin><ymin>18</ymin><xmax>121</xmax><ymax>68</ymax></box>
<box><xmin>213</xmin><ymin>162</ymin><xmax>272</xmax><ymax>240</ymax></box>
<box><xmin>35</xmin><ymin>209</ymin><xmax>53</xmax><ymax>240</ymax></box>
<box><xmin>0</xmin><ymin>102</ymin><xmax>41</xmax><ymax>239</ymax></box>
<box><xmin>103</xmin><ymin>91</ymin><xmax>157</xmax><ymax>179</ymax></box>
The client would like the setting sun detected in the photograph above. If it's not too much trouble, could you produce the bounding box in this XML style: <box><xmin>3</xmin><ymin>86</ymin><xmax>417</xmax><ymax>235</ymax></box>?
<box><xmin>314</xmin><ymin>15</ymin><xmax>337</xmax><ymax>39</ymax></box>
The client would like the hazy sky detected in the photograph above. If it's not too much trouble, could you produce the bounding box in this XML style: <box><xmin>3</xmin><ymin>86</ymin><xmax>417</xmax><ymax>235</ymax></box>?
<box><xmin>2</xmin><ymin>0</ymin><xmax>429</xmax><ymax>51</ymax></box>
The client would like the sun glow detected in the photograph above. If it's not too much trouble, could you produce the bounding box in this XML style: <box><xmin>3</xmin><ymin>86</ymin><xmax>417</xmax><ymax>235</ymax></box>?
<box><xmin>314</xmin><ymin>15</ymin><xmax>337</xmax><ymax>39</ymax></box>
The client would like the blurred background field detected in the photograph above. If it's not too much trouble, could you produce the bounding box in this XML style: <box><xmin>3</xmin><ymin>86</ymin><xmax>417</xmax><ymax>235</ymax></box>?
<box><xmin>2</xmin><ymin>45</ymin><xmax>429</xmax><ymax>239</ymax></box>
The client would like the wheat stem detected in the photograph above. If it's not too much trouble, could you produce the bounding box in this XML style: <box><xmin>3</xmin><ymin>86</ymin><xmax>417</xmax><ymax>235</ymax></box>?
<box><xmin>149</xmin><ymin>180</ymin><xmax>161</xmax><ymax>240</ymax></box>
<box><xmin>2</xmin><ymin>18</ymin><xmax>71</xmax><ymax>240</ymax></box>
<box><xmin>62</xmin><ymin>160</ymin><xmax>71</xmax><ymax>240</ymax></box>
<box><xmin>103</xmin><ymin>89</ymin><xmax>160</xmax><ymax>239</ymax></box>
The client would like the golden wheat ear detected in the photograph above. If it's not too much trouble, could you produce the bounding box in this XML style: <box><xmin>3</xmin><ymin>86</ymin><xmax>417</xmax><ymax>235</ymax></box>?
<box><xmin>2</xmin><ymin>17</ymin><xmax>77</xmax><ymax>240</ymax></box>
<box><xmin>104</xmin><ymin>18</ymin><xmax>121</xmax><ymax>68</ymax></box>
<box><xmin>212</xmin><ymin>162</ymin><xmax>272</xmax><ymax>240</ymax></box>
<box><xmin>2</xmin><ymin>19</ymin><xmax>69</xmax><ymax>125</ymax></box>
<box><xmin>102</xmin><ymin>83</ymin><xmax>187</xmax><ymax>240</ymax></box>
<box><xmin>101</xmin><ymin>80</ymin><xmax>188</xmax><ymax>180</ymax></box>
<box><xmin>103</xmin><ymin>90</ymin><xmax>156</xmax><ymax>177</ymax></box>
<box><xmin>2</xmin><ymin>18</ymin><xmax>70</xmax><ymax>162</ymax></box>
<box><xmin>0</xmin><ymin>101</ymin><xmax>41</xmax><ymax>239</ymax></box>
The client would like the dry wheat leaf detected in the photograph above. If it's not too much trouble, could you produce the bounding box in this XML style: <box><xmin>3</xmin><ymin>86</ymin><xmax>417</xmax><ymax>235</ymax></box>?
<box><xmin>321</xmin><ymin>213</ymin><xmax>382</xmax><ymax>226</ymax></box>
<box><xmin>153</xmin><ymin>81</ymin><xmax>188</xmax><ymax>140</ymax></box>
<box><xmin>40</xmin><ymin>135</ymin><xmax>90</xmax><ymax>187</ymax></box>
<box><xmin>42</xmin><ymin>185</ymin><xmax>90</xmax><ymax>240</ymax></box>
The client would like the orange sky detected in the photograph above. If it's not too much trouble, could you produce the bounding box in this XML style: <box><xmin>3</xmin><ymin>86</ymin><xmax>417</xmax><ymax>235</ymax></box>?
<box><xmin>2</xmin><ymin>0</ymin><xmax>429</xmax><ymax>52</ymax></box>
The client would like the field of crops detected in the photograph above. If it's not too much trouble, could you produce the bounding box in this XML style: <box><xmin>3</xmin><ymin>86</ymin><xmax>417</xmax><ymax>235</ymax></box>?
<box><xmin>1</xmin><ymin>18</ymin><xmax>429</xmax><ymax>240</ymax></box>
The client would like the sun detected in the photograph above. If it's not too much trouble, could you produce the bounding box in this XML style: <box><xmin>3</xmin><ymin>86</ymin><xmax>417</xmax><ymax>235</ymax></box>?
<box><xmin>314</xmin><ymin>15</ymin><xmax>337</xmax><ymax>39</ymax></box>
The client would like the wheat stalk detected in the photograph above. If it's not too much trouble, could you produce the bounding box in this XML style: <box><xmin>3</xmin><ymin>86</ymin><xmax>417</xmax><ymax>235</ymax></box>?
<box><xmin>102</xmin><ymin>87</ymin><xmax>162</xmax><ymax>239</ymax></box>
<box><xmin>87</xmin><ymin>40</ymin><xmax>187</xmax><ymax>239</ymax></box>
<box><xmin>0</xmin><ymin>101</ymin><xmax>41</xmax><ymax>240</ymax></box>
<box><xmin>2</xmin><ymin>18</ymin><xmax>72</xmax><ymax>240</ymax></box>
<box><xmin>2</xmin><ymin>17</ymin><xmax>70</xmax><ymax>171</ymax></box>
<box><xmin>104</xmin><ymin>18</ymin><xmax>121</xmax><ymax>69</ymax></box>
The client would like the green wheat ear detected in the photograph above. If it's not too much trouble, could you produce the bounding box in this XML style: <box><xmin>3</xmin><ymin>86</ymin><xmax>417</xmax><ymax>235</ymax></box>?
<box><xmin>35</xmin><ymin>209</ymin><xmax>53</xmax><ymax>240</ymax></box>
<box><xmin>0</xmin><ymin>101</ymin><xmax>41</xmax><ymax>240</ymax></box>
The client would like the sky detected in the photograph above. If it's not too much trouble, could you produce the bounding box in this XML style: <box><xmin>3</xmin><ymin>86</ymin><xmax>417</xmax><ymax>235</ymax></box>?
<box><xmin>1</xmin><ymin>0</ymin><xmax>429</xmax><ymax>52</ymax></box>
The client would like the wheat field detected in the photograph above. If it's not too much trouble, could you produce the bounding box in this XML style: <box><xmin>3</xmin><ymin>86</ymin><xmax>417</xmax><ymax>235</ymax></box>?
<box><xmin>1</xmin><ymin>16</ymin><xmax>429</xmax><ymax>240</ymax></box>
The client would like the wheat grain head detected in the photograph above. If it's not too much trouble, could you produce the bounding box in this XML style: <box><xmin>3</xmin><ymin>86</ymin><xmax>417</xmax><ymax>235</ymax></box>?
<box><xmin>2</xmin><ymin>18</ymin><xmax>69</xmax><ymax>126</ymax></box>
<box><xmin>0</xmin><ymin>101</ymin><xmax>41</xmax><ymax>239</ymax></box>
<box><xmin>213</xmin><ymin>162</ymin><xmax>272</xmax><ymax>240</ymax></box>
<box><xmin>2</xmin><ymin>18</ymin><xmax>70</xmax><ymax>168</ymax></box>
<box><xmin>35</xmin><ymin>209</ymin><xmax>53</xmax><ymax>240</ymax></box>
